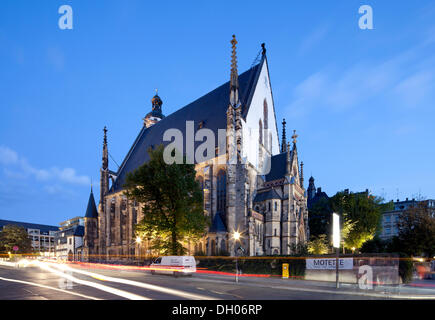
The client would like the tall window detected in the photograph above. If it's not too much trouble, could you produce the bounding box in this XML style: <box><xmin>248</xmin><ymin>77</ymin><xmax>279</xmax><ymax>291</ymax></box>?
<box><xmin>197</xmin><ymin>176</ymin><xmax>204</xmax><ymax>209</ymax></box>
<box><xmin>216</xmin><ymin>170</ymin><xmax>226</xmax><ymax>217</ymax></box>
<box><xmin>263</xmin><ymin>99</ymin><xmax>268</xmax><ymax>130</ymax></box>
<box><xmin>259</xmin><ymin>119</ymin><xmax>263</xmax><ymax>145</ymax></box>
<box><xmin>263</xmin><ymin>99</ymin><xmax>268</xmax><ymax>150</ymax></box>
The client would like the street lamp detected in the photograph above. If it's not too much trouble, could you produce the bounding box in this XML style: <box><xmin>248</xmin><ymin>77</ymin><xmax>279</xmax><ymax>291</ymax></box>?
<box><xmin>233</xmin><ymin>231</ymin><xmax>241</xmax><ymax>283</ymax></box>
<box><xmin>135</xmin><ymin>236</ymin><xmax>142</xmax><ymax>266</ymax></box>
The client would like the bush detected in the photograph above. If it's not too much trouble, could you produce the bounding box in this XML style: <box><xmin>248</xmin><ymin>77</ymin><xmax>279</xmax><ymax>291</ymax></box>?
<box><xmin>398</xmin><ymin>253</ymin><xmax>413</xmax><ymax>284</ymax></box>
<box><xmin>196</xmin><ymin>256</ymin><xmax>306</xmax><ymax>277</ymax></box>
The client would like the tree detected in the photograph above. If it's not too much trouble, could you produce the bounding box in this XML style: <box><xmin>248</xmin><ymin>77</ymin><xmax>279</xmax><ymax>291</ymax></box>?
<box><xmin>124</xmin><ymin>145</ymin><xmax>208</xmax><ymax>255</ymax></box>
<box><xmin>330</xmin><ymin>190</ymin><xmax>391</xmax><ymax>250</ymax></box>
<box><xmin>307</xmin><ymin>234</ymin><xmax>329</xmax><ymax>255</ymax></box>
<box><xmin>360</xmin><ymin>236</ymin><xmax>387</xmax><ymax>253</ymax></box>
<box><xmin>0</xmin><ymin>225</ymin><xmax>32</xmax><ymax>254</ymax></box>
<box><xmin>308</xmin><ymin>197</ymin><xmax>332</xmax><ymax>238</ymax></box>
<box><xmin>395</xmin><ymin>201</ymin><xmax>435</xmax><ymax>257</ymax></box>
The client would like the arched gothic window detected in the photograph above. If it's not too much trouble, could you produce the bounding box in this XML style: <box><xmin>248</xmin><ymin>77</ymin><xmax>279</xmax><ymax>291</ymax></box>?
<box><xmin>259</xmin><ymin>119</ymin><xmax>263</xmax><ymax>145</ymax></box>
<box><xmin>211</xmin><ymin>239</ymin><xmax>216</xmax><ymax>256</ymax></box>
<box><xmin>196</xmin><ymin>176</ymin><xmax>204</xmax><ymax>208</ymax></box>
<box><xmin>220</xmin><ymin>239</ymin><xmax>226</xmax><ymax>252</ymax></box>
<box><xmin>263</xmin><ymin>99</ymin><xmax>268</xmax><ymax>130</ymax></box>
<box><xmin>216</xmin><ymin>170</ymin><xmax>226</xmax><ymax>218</ymax></box>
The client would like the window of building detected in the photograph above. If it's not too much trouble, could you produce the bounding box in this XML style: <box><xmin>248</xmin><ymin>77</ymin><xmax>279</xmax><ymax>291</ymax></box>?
<box><xmin>216</xmin><ymin>170</ymin><xmax>226</xmax><ymax>217</ymax></box>
<box><xmin>121</xmin><ymin>197</ymin><xmax>127</xmax><ymax>211</ymax></box>
<box><xmin>263</xmin><ymin>99</ymin><xmax>268</xmax><ymax>130</ymax></box>
<box><xmin>259</xmin><ymin>119</ymin><xmax>263</xmax><ymax>145</ymax></box>
<box><xmin>274</xmin><ymin>202</ymin><xmax>277</xmax><ymax>211</ymax></box>
<box><xmin>274</xmin><ymin>229</ymin><xmax>277</xmax><ymax>236</ymax></box>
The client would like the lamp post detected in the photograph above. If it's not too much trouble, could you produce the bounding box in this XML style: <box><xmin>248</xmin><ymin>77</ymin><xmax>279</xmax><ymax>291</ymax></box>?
<box><xmin>332</xmin><ymin>213</ymin><xmax>341</xmax><ymax>289</ymax></box>
<box><xmin>135</xmin><ymin>236</ymin><xmax>142</xmax><ymax>267</ymax></box>
<box><xmin>233</xmin><ymin>231</ymin><xmax>241</xmax><ymax>283</ymax></box>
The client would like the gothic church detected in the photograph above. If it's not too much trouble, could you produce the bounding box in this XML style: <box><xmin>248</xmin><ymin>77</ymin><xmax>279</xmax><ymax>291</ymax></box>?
<box><xmin>83</xmin><ymin>36</ymin><xmax>309</xmax><ymax>259</ymax></box>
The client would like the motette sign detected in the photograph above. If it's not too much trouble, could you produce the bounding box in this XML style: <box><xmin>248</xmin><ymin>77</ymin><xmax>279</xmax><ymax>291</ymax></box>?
<box><xmin>12</xmin><ymin>246</ymin><xmax>19</xmax><ymax>252</ymax></box>
<box><xmin>306</xmin><ymin>258</ymin><xmax>353</xmax><ymax>270</ymax></box>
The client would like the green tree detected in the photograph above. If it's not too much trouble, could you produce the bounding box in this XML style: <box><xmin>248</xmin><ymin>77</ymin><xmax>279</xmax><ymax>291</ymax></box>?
<box><xmin>395</xmin><ymin>201</ymin><xmax>435</xmax><ymax>257</ymax></box>
<box><xmin>0</xmin><ymin>225</ymin><xmax>32</xmax><ymax>254</ymax></box>
<box><xmin>124</xmin><ymin>145</ymin><xmax>208</xmax><ymax>255</ymax></box>
<box><xmin>330</xmin><ymin>190</ymin><xmax>390</xmax><ymax>250</ymax></box>
<box><xmin>307</xmin><ymin>234</ymin><xmax>329</xmax><ymax>254</ymax></box>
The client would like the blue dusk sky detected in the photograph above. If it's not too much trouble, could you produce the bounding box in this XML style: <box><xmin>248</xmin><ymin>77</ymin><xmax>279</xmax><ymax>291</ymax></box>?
<box><xmin>0</xmin><ymin>1</ymin><xmax>434</xmax><ymax>226</ymax></box>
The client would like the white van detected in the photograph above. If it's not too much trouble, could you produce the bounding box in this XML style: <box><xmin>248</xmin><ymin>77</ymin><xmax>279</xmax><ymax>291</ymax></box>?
<box><xmin>150</xmin><ymin>256</ymin><xmax>196</xmax><ymax>277</ymax></box>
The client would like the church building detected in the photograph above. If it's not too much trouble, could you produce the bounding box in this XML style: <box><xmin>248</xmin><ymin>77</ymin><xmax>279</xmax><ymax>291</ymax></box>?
<box><xmin>84</xmin><ymin>36</ymin><xmax>309</xmax><ymax>259</ymax></box>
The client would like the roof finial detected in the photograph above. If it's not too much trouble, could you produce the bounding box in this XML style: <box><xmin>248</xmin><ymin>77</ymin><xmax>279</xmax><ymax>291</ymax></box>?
<box><xmin>261</xmin><ymin>43</ymin><xmax>266</xmax><ymax>56</ymax></box>
<box><xmin>103</xmin><ymin>126</ymin><xmax>107</xmax><ymax>145</ymax></box>
<box><xmin>281</xmin><ymin>118</ymin><xmax>287</xmax><ymax>153</ymax></box>
<box><xmin>230</xmin><ymin>35</ymin><xmax>239</xmax><ymax>107</ymax></box>
<box><xmin>292</xmin><ymin>129</ymin><xmax>298</xmax><ymax>144</ymax></box>
<box><xmin>155</xmin><ymin>88</ymin><xmax>158</xmax><ymax>95</ymax></box>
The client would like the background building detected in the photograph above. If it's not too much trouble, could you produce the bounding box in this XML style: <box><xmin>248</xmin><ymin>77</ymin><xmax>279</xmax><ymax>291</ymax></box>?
<box><xmin>380</xmin><ymin>198</ymin><xmax>435</xmax><ymax>240</ymax></box>
<box><xmin>0</xmin><ymin>219</ymin><xmax>58</xmax><ymax>256</ymax></box>
<box><xmin>54</xmin><ymin>217</ymin><xmax>85</xmax><ymax>261</ymax></box>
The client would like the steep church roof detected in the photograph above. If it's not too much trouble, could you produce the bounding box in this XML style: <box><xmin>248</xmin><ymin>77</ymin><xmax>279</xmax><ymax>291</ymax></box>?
<box><xmin>111</xmin><ymin>60</ymin><xmax>264</xmax><ymax>193</ymax></box>
<box><xmin>265</xmin><ymin>152</ymin><xmax>289</xmax><ymax>182</ymax></box>
<box><xmin>253</xmin><ymin>188</ymin><xmax>283</xmax><ymax>202</ymax></box>
<box><xmin>85</xmin><ymin>189</ymin><xmax>98</xmax><ymax>218</ymax></box>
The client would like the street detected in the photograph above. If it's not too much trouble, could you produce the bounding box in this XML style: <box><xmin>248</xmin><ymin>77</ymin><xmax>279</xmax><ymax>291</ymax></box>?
<box><xmin>1</xmin><ymin>261</ymin><xmax>434</xmax><ymax>300</ymax></box>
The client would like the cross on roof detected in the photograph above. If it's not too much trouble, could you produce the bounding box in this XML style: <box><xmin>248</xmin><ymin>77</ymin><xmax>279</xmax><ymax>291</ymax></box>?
<box><xmin>292</xmin><ymin>130</ymin><xmax>298</xmax><ymax>144</ymax></box>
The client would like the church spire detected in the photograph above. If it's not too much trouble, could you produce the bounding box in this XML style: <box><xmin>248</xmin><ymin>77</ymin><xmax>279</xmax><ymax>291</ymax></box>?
<box><xmin>281</xmin><ymin>118</ymin><xmax>287</xmax><ymax>153</ymax></box>
<box><xmin>100</xmin><ymin>126</ymin><xmax>109</xmax><ymax>205</ymax></box>
<box><xmin>229</xmin><ymin>35</ymin><xmax>240</xmax><ymax>108</ymax></box>
<box><xmin>102</xmin><ymin>126</ymin><xmax>108</xmax><ymax>170</ymax></box>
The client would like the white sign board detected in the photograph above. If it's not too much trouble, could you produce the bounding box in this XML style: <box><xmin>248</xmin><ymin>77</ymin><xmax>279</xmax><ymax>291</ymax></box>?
<box><xmin>306</xmin><ymin>258</ymin><xmax>354</xmax><ymax>270</ymax></box>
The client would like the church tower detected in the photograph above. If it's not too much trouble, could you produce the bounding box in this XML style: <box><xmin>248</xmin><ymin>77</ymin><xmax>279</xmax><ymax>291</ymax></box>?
<box><xmin>84</xmin><ymin>185</ymin><xmax>98</xmax><ymax>261</ymax></box>
<box><xmin>307</xmin><ymin>176</ymin><xmax>316</xmax><ymax>209</ymax></box>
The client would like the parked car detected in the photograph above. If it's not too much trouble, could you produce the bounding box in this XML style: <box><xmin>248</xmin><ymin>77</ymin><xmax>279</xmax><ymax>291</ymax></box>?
<box><xmin>150</xmin><ymin>256</ymin><xmax>196</xmax><ymax>277</ymax></box>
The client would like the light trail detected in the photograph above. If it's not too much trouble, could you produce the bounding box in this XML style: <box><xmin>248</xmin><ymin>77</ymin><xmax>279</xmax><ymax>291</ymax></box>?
<box><xmin>0</xmin><ymin>276</ymin><xmax>101</xmax><ymax>300</ymax></box>
<box><xmin>50</xmin><ymin>262</ymin><xmax>218</xmax><ymax>300</ymax></box>
<box><xmin>34</xmin><ymin>261</ymin><xmax>149</xmax><ymax>300</ymax></box>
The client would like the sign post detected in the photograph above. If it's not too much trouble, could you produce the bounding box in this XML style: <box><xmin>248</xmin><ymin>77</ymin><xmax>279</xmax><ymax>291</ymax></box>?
<box><xmin>332</xmin><ymin>213</ymin><xmax>340</xmax><ymax>289</ymax></box>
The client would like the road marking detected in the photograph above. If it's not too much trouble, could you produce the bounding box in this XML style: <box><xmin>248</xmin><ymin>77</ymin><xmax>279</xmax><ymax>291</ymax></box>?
<box><xmin>0</xmin><ymin>276</ymin><xmax>100</xmax><ymax>300</ymax></box>
<box><xmin>35</xmin><ymin>261</ymin><xmax>149</xmax><ymax>300</ymax></box>
<box><xmin>181</xmin><ymin>275</ymin><xmax>435</xmax><ymax>300</ymax></box>
<box><xmin>55</xmin><ymin>263</ymin><xmax>218</xmax><ymax>300</ymax></box>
